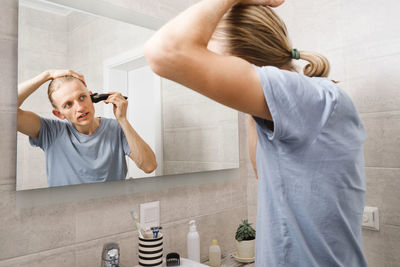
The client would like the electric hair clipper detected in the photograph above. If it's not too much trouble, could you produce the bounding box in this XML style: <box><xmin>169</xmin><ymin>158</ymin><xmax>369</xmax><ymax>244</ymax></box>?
<box><xmin>90</xmin><ymin>93</ymin><xmax>128</xmax><ymax>103</ymax></box>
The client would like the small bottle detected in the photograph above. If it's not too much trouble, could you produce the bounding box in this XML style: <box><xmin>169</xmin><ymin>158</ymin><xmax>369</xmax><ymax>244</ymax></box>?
<box><xmin>209</xmin><ymin>239</ymin><xmax>221</xmax><ymax>267</ymax></box>
<box><xmin>187</xmin><ymin>220</ymin><xmax>200</xmax><ymax>262</ymax></box>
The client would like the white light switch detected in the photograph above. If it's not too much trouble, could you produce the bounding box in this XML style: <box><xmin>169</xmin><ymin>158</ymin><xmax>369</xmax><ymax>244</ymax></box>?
<box><xmin>140</xmin><ymin>201</ymin><xmax>160</xmax><ymax>229</ymax></box>
<box><xmin>362</xmin><ymin>206</ymin><xmax>379</xmax><ymax>231</ymax></box>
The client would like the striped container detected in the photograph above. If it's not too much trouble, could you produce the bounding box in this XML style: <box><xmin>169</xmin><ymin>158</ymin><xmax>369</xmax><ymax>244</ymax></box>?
<box><xmin>138</xmin><ymin>233</ymin><xmax>163</xmax><ymax>267</ymax></box>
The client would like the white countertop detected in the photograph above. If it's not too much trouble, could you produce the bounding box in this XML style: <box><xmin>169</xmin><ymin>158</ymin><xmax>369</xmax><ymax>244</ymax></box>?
<box><xmin>135</xmin><ymin>255</ymin><xmax>254</xmax><ymax>267</ymax></box>
<box><xmin>135</xmin><ymin>258</ymin><xmax>210</xmax><ymax>267</ymax></box>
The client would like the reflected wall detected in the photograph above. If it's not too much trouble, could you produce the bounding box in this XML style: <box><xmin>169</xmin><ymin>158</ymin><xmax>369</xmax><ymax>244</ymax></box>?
<box><xmin>17</xmin><ymin>0</ymin><xmax>239</xmax><ymax>190</ymax></box>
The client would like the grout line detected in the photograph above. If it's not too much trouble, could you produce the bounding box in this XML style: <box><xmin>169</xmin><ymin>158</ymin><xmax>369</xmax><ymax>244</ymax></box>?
<box><xmin>0</xmin><ymin>229</ymin><xmax>138</xmax><ymax>263</ymax></box>
<box><xmin>360</xmin><ymin>110</ymin><xmax>400</xmax><ymax>115</ymax></box>
<box><xmin>161</xmin><ymin>205</ymin><xmax>248</xmax><ymax>227</ymax></box>
<box><xmin>365</xmin><ymin>166</ymin><xmax>400</xmax><ymax>170</ymax></box>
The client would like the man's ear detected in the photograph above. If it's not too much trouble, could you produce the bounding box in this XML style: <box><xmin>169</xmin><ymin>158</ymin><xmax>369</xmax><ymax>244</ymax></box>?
<box><xmin>52</xmin><ymin>109</ymin><xmax>65</xmax><ymax>120</ymax></box>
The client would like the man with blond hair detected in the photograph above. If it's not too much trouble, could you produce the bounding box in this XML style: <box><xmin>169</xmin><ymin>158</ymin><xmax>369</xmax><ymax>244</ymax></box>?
<box><xmin>18</xmin><ymin>69</ymin><xmax>157</xmax><ymax>187</ymax></box>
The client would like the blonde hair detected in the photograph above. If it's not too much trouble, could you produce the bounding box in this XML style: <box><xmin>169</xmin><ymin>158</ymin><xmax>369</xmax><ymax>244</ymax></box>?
<box><xmin>214</xmin><ymin>5</ymin><xmax>330</xmax><ymax>77</ymax></box>
<box><xmin>48</xmin><ymin>76</ymin><xmax>85</xmax><ymax>108</ymax></box>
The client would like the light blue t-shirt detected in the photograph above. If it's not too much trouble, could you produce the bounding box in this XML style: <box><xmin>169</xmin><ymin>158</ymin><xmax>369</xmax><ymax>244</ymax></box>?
<box><xmin>252</xmin><ymin>66</ymin><xmax>367</xmax><ymax>267</ymax></box>
<box><xmin>30</xmin><ymin>117</ymin><xmax>130</xmax><ymax>187</ymax></box>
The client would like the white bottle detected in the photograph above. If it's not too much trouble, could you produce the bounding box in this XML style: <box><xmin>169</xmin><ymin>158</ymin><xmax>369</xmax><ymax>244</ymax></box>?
<box><xmin>209</xmin><ymin>239</ymin><xmax>221</xmax><ymax>267</ymax></box>
<box><xmin>187</xmin><ymin>220</ymin><xmax>200</xmax><ymax>262</ymax></box>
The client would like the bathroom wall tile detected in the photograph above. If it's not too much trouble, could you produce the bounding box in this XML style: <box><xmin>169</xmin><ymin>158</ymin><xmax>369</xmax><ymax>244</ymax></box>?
<box><xmin>163</xmin><ymin>83</ymin><xmax>237</xmax><ymax>129</ymax></box>
<box><xmin>17</xmin><ymin>134</ymin><xmax>48</xmax><ymax>190</ymax></box>
<box><xmin>0</xmin><ymin>38</ymin><xmax>17</xmax><ymax>113</ymax></box>
<box><xmin>215</xmin><ymin>206</ymin><xmax>248</xmax><ymax>257</ymax></box>
<box><xmin>0</xmin><ymin>0</ymin><xmax>18</xmax><ymax>41</ymax></box>
<box><xmin>344</xmin><ymin>54</ymin><xmax>400</xmax><ymax>114</ymax></box>
<box><xmin>246</xmin><ymin>174</ymin><xmax>258</xmax><ymax>207</ymax></box>
<box><xmin>238</xmin><ymin>112</ymin><xmax>250</xmax><ymax>162</ymax></box>
<box><xmin>198</xmin><ymin>180</ymin><xmax>233</xmax><ymax>215</ymax></box>
<box><xmin>19</xmin><ymin>6</ymin><xmax>68</xmax><ymax>34</ymax></box>
<box><xmin>362</xmin><ymin>224</ymin><xmax>400</xmax><ymax>266</ymax></box>
<box><xmin>0</xmin><ymin>112</ymin><xmax>17</xmax><ymax>186</ymax></box>
<box><xmin>75</xmin><ymin>192</ymin><xmax>146</xmax><ymax>243</ymax></box>
<box><xmin>101</xmin><ymin>0</ymin><xmax>183</xmax><ymax>21</ymax></box>
<box><xmin>18</xmin><ymin>49</ymin><xmax>68</xmax><ymax>81</ymax></box>
<box><xmin>361</xmin><ymin>112</ymin><xmax>400</xmax><ymax>168</ymax></box>
<box><xmin>157</xmin><ymin>0</ymin><xmax>192</xmax><ymax>20</ymax></box>
<box><xmin>325</xmin><ymin>48</ymin><xmax>346</xmax><ymax>83</ymax></box>
<box><xmin>231</xmin><ymin>172</ymin><xmax>248</xmax><ymax>210</ymax></box>
<box><xmin>247</xmin><ymin>204</ymin><xmax>258</xmax><ymax>230</ymax></box>
<box><xmin>0</xmin><ymin>231</ymin><xmax>138</xmax><ymax>267</ymax></box>
<box><xmin>18</xmin><ymin>10</ymin><xmax>68</xmax><ymax>55</ymax></box>
<box><xmin>162</xmin><ymin>207</ymin><xmax>247</xmax><ymax>261</ymax></box>
<box><xmin>67</xmin><ymin>10</ymin><xmax>97</xmax><ymax>34</ymax></box>
<box><xmin>0</xmin><ymin>250</ymin><xmax>74</xmax><ymax>267</ymax></box>
<box><xmin>74</xmin><ymin>231</ymin><xmax>138</xmax><ymax>267</ymax></box>
<box><xmin>0</xmin><ymin>185</ymin><xmax>76</xmax><ymax>260</ymax></box>
<box><xmin>164</xmin><ymin>123</ymin><xmax>239</xmax><ymax>163</ymax></box>
<box><xmin>284</xmin><ymin>1</ymin><xmax>343</xmax><ymax>52</ymax></box>
<box><xmin>162</xmin><ymin>219</ymin><xmax>189</xmax><ymax>259</ymax></box>
<box><xmin>365</xmin><ymin>167</ymin><xmax>400</xmax><ymax>226</ymax></box>
<box><xmin>339</xmin><ymin>0</ymin><xmax>400</xmax><ymax>51</ymax></box>
<box><xmin>145</xmin><ymin>185</ymin><xmax>201</xmax><ymax>224</ymax></box>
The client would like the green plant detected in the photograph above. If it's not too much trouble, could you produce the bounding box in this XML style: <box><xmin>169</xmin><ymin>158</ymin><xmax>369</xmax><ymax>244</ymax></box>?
<box><xmin>235</xmin><ymin>219</ymin><xmax>256</xmax><ymax>241</ymax></box>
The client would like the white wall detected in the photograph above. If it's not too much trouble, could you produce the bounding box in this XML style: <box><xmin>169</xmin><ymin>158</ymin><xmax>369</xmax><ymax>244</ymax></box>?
<box><xmin>247</xmin><ymin>1</ymin><xmax>400</xmax><ymax>266</ymax></box>
<box><xmin>17</xmin><ymin>5</ymin><xmax>69</xmax><ymax>189</ymax></box>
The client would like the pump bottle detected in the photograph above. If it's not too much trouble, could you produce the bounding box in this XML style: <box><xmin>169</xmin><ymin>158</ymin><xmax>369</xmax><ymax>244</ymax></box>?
<box><xmin>209</xmin><ymin>239</ymin><xmax>221</xmax><ymax>267</ymax></box>
<box><xmin>187</xmin><ymin>220</ymin><xmax>200</xmax><ymax>262</ymax></box>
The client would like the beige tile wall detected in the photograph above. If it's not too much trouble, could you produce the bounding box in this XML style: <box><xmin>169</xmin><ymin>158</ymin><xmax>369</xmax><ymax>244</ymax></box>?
<box><xmin>3</xmin><ymin>0</ymin><xmax>400</xmax><ymax>266</ymax></box>
<box><xmin>246</xmin><ymin>1</ymin><xmax>400</xmax><ymax>266</ymax></box>
<box><xmin>1</xmin><ymin>0</ymin><xmax>247</xmax><ymax>266</ymax></box>
<box><xmin>162</xmin><ymin>77</ymin><xmax>239</xmax><ymax>176</ymax></box>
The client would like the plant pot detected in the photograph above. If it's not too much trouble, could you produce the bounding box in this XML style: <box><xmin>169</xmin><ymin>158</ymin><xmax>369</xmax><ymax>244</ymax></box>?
<box><xmin>236</xmin><ymin>239</ymin><xmax>255</xmax><ymax>258</ymax></box>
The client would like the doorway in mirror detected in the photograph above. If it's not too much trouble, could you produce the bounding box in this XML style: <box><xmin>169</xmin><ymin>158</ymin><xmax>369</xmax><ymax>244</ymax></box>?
<box><xmin>104</xmin><ymin>50</ymin><xmax>163</xmax><ymax>179</ymax></box>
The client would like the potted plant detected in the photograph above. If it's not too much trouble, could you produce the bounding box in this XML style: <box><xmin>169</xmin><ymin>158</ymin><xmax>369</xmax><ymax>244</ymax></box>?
<box><xmin>235</xmin><ymin>219</ymin><xmax>256</xmax><ymax>258</ymax></box>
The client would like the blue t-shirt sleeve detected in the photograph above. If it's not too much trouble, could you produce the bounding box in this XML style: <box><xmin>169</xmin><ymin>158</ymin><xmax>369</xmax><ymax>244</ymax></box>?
<box><xmin>29</xmin><ymin>117</ymin><xmax>64</xmax><ymax>151</ymax></box>
<box><xmin>252</xmin><ymin>66</ymin><xmax>337</xmax><ymax>145</ymax></box>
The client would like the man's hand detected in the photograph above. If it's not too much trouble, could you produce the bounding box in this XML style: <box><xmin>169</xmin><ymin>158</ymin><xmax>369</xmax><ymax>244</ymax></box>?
<box><xmin>46</xmin><ymin>69</ymin><xmax>86</xmax><ymax>86</ymax></box>
<box><xmin>104</xmin><ymin>92</ymin><xmax>128</xmax><ymax>122</ymax></box>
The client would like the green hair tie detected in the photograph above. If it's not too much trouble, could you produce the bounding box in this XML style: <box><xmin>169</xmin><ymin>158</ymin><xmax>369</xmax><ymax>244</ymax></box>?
<box><xmin>291</xmin><ymin>48</ymin><xmax>300</xmax><ymax>60</ymax></box>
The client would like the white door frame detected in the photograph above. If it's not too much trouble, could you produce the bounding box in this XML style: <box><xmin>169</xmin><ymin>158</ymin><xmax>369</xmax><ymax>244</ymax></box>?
<box><xmin>103</xmin><ymin>47</ymin><xmax>163</xmax><ymax>178</ymax></box>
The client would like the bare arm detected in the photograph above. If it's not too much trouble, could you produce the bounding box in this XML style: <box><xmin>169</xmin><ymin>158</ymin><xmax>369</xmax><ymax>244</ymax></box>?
<box><xmin>248</xmin><ymin>115</ymin><xmax>258</xmax><ymax>179</ymax></box>
<box><xmin>144</xmin><ymin>0</ymin><xmax>283</xmax><ymax>120</ymax></box>
<box><xmin>105</xmin><ymin>93</ymin><xmax>157</xmax><ymax>173</ymax></box>
<box><xmin>18</xmin><ymin>71</ymin><xmax>50</xmax><ymax>139</ymax></box>
<box><xmin>18</xmin><ymin>70</ymin><xmax>85</xmax><ymax>139</ymax></box>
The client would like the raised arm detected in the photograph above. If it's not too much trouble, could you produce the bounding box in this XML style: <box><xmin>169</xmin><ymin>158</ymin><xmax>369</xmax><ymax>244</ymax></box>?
<box><xmin>105</xmin><ymin>93</ymin><xmax>157</xmax><ymax>174</ymax></box>
<box><xmin>17</xmin><ymin>70</ymin><xmax>85</xmax><ymax>139</ymax></box>
<box><xmin>144</xmin><ymin>0</ymin><xmax>283</xmax><ymax>120</ymax></box>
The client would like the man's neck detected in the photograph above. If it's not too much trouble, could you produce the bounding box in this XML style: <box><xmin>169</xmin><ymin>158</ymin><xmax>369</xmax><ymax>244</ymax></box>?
<box><xmin>74</xmin><ymin>117</ymin><xmax>101</xmax><ymax>135</ymax></box>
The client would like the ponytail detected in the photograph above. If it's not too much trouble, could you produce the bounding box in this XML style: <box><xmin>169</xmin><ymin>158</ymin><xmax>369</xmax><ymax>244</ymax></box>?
<box><xmin>298</xmin><ymin>51</ymin><xmax>330</xmax><ymax>77</ymax></box>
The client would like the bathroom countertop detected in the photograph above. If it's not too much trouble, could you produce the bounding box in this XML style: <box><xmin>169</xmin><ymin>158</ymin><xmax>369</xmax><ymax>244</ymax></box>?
<box><xmin>205</xmin><ymin>254</ymin><xmax>255</xmax><ymax>267</ymax></box>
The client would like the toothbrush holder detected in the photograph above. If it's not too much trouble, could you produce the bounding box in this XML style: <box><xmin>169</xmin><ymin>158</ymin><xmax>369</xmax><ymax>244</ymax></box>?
<box><xmin>138</xmin><ymin>233</ymin><xmax>163</xmax><ymax>267</ymax></box>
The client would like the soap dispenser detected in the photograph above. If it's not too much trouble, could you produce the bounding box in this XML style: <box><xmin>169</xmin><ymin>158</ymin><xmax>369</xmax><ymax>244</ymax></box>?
<box><xmin>209</xmin><ymin>239</ymin><xmax>221</xmax><ymax>267</ymax></box>
<box><xmin>187</xmin><ymin>220</ymin><xmax>200</xmax><ymax>262</ymax></box>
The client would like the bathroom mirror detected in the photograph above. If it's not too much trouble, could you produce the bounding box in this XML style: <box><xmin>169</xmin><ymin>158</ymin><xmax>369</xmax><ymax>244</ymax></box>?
<box><xmin>17</xmin><ymin>0</ymin><xmax>239</xmax><ymax>191</ymax></box>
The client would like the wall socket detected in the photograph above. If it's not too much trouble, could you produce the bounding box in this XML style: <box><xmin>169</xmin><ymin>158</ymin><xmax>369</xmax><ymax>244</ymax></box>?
<box><xmin>140</xmin><ymin>201</ymin><xmax>160</xmax><ymax>229</ymax></box>
<box><xmin>362</xmin><ymin>206</ymin><xmax>379</xmax><ymax>231</ymax></box>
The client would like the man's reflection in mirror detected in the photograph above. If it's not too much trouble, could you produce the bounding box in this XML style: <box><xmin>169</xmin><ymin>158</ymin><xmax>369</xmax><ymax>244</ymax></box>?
<box><xmin>17</xmin><ymin>69</ymin><xmax>157</xmax><ymax>187</ymax></box>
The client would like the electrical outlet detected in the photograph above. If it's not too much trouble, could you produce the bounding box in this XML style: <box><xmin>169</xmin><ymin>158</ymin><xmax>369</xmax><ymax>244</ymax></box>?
<box><xmin>362</xmin><ymin>206</ymin><xmax>379</xmax><ymax>231</ymax></box>
<box><xmin>140</xmin><ymin>201</ymin><xmax>160</xmax><ymax>229</ymax></box>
